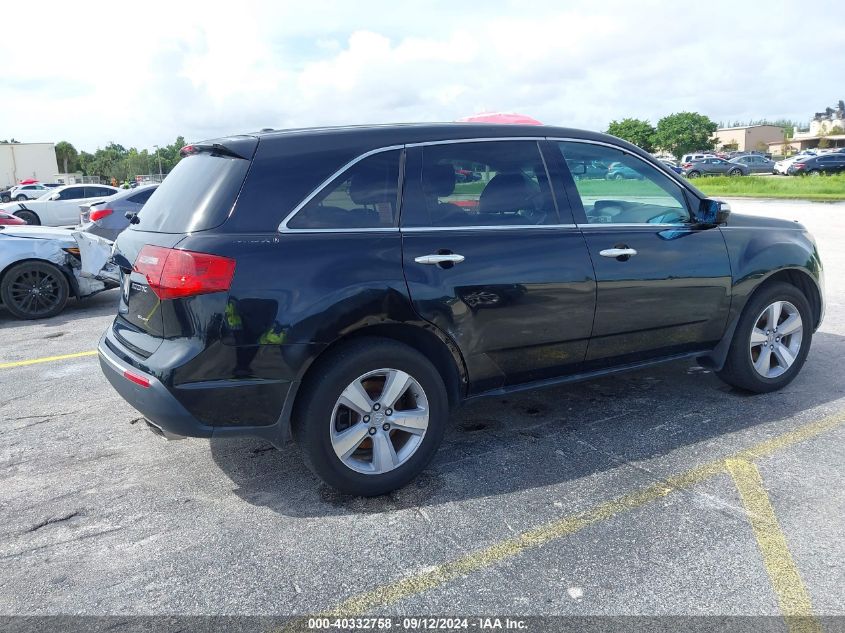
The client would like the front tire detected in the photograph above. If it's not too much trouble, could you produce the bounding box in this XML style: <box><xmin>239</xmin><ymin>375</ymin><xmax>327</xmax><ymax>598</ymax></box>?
<box><xmin>687</xmin><ymin>171</ymin><xmax>701</xmax><ymax>178</ymax></box>
<box><xmin>0</xmin><ymin>261</ymin><xmax>70</xmax><ymax>320</ymax></box>
<box><xmin>729</xmin><ymin>168</ymin><xmax>743</xmax><ymax>177</ymax></box>
<box><xmin>292</xmin><ymin>338</ymin><xmax>449</xmax><ymax>496</ymax></box>
<box><xmin>15</xmin><ymin>194</ymin><xmax>27</xmax><ymax>201</ymax></box>
<box><xmin>717</xmin><ymin>283</ymin><xmax>812</xmax><ymax>393</ymax></box>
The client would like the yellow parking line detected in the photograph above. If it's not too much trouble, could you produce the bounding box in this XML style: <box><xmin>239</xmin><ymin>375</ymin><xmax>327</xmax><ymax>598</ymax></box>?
<box><xmin>294</xmin><ymin>412</ymin><xmax>844</xmax><ymax>624</ymax></box>
<box><xmin>0</xmin><ymin>350</ymin><xmax>98</xmax><ymax>369</ymax></box>
<box><xmin>726</xmin><ymin>459</ymin><xmax>822</xmax><ymax>633</ymax></box>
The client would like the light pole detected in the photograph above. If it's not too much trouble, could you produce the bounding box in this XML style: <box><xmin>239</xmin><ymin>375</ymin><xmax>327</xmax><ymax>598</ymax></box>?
<box><xmin>153</xmin><ymin>144</ymin><xmax>163</xmax><ymax>181</ymax></box>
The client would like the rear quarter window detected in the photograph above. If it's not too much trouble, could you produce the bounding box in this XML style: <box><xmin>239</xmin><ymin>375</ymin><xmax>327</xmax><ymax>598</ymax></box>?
<box><xmin>132</xmin><ymin>154</ymin><xmax>250</xmax><ymax>233</ymax></box>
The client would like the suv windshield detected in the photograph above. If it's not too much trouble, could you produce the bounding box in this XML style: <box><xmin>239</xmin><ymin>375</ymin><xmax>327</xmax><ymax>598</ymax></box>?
<box><xmin>132</xmin><ymin>153</ymin><xmax>250</xmax><ymax>233</ymax></box>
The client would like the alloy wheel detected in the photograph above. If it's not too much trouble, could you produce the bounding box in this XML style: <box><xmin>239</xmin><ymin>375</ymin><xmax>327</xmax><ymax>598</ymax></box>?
<box><xmin>8</xmin><ymin>268</ymin><xmax>64</xmax><ymax>317</ymax></box>
<box><xmin>749</xmin><ymin>300</ymin><xmax>803</xmax><ymax>379</ymax></box>
<box><xmin>330</xmin><ymin>368</ymin><xmax>429</xmax><ymax>474</ymax></box>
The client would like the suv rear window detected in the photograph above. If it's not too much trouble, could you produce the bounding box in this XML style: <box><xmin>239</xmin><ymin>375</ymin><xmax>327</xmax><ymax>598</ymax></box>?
<box><xmin>132</xmin><ymin>154</ymin><xmax>249</xmax><ymax>233</ymax></box>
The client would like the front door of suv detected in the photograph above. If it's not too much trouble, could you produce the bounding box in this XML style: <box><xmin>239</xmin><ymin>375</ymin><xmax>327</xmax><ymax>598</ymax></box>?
<box><xmin>555</xmin><ymin>140</ymin><xmax>732</xmax><ymax>367</ymax></box>
<box><xmin>401</xmin><ymin>140</ymin><xmax>596</xmax><ymax>392</ymax></box>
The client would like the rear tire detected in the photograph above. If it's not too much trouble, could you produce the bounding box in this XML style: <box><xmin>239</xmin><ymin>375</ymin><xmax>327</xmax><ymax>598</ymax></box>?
<box><xmin>1</xmin><ymin>260</ymin><xmax>69</xmax><ymax>320</ymax></box>
<box><xmin>292</xmin><ymin>337</ymin><xmax>449</xmax><ymax>496</ymax></box>
<box><xmin>717</xmin><ymin>283</ymin><xmax>812</xmax><ymax>393</ymax></box>
<box><xmin>15</xmin><ymin>210</ymin><xmax>39</xmax><ymax>225</ymax></box>
<box><xmin>807</xmin><ymin>170</ymin><xmax>821</xmax><ymax>177</ymax></box>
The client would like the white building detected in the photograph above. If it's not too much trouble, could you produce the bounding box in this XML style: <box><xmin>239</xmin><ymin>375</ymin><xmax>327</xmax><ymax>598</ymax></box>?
<box><xmin>0</xmin><ymin>142</ymin><xmax>60</xmax><ymax>188</ymax></box>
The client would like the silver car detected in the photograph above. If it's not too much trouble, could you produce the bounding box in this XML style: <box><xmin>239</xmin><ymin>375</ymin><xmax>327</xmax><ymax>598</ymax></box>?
<box><xmin>729</xmin><ymin>154</ymin><xmax>776</xmax><ymax>174</ymax></box>
<box><xmin>683</xmin><ymin>157</ymin><xmax>749</xmax><ymax>178</ymax></box>
<box><xmin>78</xmin><ymin>185</ymin><xmax>158</xmax><ymax>241</ymax></box>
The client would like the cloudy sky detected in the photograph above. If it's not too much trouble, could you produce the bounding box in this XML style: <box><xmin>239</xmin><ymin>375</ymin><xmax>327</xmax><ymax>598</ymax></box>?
<box><xmin>2</xmin><ymin>0</ymin><xmax>843</xmax><ymax>151</ymax></box>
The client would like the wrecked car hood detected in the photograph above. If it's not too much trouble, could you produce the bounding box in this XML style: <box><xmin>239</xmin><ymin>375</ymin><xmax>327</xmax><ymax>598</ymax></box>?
<box><xmin>0</xmin><ymin>225</ymin><xmax>78</xmax><ymax>244</ymax></box>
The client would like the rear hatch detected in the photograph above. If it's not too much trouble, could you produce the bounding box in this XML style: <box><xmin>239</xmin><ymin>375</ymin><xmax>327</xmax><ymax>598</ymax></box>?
<box><xmin>111</xmin><ymin>137</ymin><xmax>257</xmax><ymax>357</ymax></box>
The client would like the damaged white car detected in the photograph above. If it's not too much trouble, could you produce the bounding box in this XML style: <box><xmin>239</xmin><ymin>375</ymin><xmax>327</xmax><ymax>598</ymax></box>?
<box><xmin>0</xmin><ymin>226</ymin><xmax>117</xmax><ymax>320</ymax></box>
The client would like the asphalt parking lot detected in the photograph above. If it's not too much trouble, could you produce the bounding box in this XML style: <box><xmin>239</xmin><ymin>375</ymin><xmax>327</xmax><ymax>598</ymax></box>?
<box><xmin>1</xmin><ymin>198</ymin><xmax>844</xmax><ymax>629</ymax></box>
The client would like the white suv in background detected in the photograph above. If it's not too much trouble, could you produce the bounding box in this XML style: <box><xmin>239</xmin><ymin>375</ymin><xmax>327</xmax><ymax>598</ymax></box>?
<box><xmin>8</xmin><ymin>183</ymin><xmax>52</xmax><ymax>201</ymax></box>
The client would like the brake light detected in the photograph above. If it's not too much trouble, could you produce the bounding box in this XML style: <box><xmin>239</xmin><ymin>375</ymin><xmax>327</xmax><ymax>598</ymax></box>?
<box><xmin>89</xmin><ymin>208</ymin><xmax>113</xmax><ymax>222</ymax></box>
<box><xmin>682</xmin><ymin>163</ymin><xmax>692</xmax><ymax>168</ymax></box>
<box><xmin>793</xmin><ymin>163</ymin><xmax>806</xmax><ymax>169</ymax></box>
<box><xmin>133</xmin><ymin>245</ymin><xmax>236</xmax><ymax>300</ymax></box>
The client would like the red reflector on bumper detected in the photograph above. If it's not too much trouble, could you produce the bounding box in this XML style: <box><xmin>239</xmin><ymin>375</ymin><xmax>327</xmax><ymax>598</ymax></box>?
<box><xmin>123</xmin><ymin>370</ymin><xmax>151</xmax><ymax>388</ymax></box>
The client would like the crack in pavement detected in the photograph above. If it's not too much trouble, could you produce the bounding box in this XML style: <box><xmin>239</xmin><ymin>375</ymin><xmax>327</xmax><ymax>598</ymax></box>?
<box><xmin>1</xmin><ymin>526</ymin><xmax>124</xmax><ymax>561</ymax></box>
<box><xmin>27</xmin><ymin>511</ymin><xmax>82</xmax><ymax>533</ymax></box>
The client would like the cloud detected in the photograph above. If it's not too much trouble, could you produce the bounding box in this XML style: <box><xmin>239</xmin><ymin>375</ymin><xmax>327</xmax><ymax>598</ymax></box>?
<box><xmin>0</xmin><ymin>0</ymin><xmax>843</xmax><ymax>150</ymax></box>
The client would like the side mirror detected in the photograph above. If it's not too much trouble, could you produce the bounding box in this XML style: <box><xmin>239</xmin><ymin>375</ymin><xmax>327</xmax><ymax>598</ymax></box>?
<box><xmin>696</xmin><ymin>199</ymin><xmax>731</xmax><ymax>225</ymax></box>
<box><xmin>49</xmin><ymin>193</ymin><xmax>60</xmax><ymax>201</ymax></box>
<box><xmin>568</xmin><ymin>161</ymin><xmax>587</xmax><ymax>176</ymax></box>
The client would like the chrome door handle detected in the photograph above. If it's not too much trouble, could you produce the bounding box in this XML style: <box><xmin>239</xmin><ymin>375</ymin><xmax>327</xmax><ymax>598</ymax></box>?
<box><xmin>599</xmin><ymin>248</ymin><xmax>637</xmax><ymax>258</ymax></box>
<box><xmin>414</xmin><ymin>254</ymin><xmax>465</xmax><ymax>265</ymax></box>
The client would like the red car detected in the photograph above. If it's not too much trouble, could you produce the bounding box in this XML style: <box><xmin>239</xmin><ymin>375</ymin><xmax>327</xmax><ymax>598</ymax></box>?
<box><xmin>0</xmin><ymin>210</ymin><xmax>25</xmax><ymax>225</ymax></box>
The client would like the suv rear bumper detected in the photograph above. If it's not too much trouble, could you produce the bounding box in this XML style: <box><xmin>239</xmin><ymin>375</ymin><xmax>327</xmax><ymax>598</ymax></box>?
<box><xmin>99</xmin><ymin>335</ymin><xmax>213</xmax><ymax>440</ymax></box>
<box><xmin>98</xmin><ymin>332</ymin><xmax>297</xmax><ymax>447</ymax></box>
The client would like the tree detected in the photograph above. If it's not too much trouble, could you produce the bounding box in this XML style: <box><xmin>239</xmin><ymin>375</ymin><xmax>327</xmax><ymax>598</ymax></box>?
<box><xmin>55</xmin><ymin>141</ymin><xmax>78</xmax><ymax>174</ymax></box>
<box><xmin>654</xmin><ymin>112</ymin><xmax>719</xmax><ymax>159</ymax></box>
<box><xmin>606</xmin><ymin>118</ymin><xmax>656</xmax><ymax>152</ymax></box>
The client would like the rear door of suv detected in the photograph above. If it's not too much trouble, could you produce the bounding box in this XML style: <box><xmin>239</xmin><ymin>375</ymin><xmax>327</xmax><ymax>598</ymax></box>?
<box><xmin>400</xmin><ymin>139</ymin><xmax>596</xmax><ymax>392</ymax></box>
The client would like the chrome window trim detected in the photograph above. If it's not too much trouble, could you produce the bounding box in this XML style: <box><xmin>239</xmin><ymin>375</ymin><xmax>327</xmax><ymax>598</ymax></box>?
<box><xmin>279</xmin><ymin>226</ymin><xmax>401</xmax><ymax>234</ymax></box>
<box><xmin>278</xmin><ymin>144</ymin><xmax>404</xmax><ymax>231</ymax></box>
<box><xmin>405</xmin><ymin>136</ymin><xmax>542</xmax><ymax>148</ymax></box>
<box><xmin>577</xmin><ymin>223</ymin><xmax>696</xmax><ymax>229</ymax></box>
<box><xmin>401</xmin><ymin>223</ymin><xmax>578</xmax><ymax>233</ymax></box>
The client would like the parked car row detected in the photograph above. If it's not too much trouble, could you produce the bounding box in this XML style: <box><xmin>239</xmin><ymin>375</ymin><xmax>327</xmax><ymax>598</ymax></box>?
<box><xmin>0</xmin><ymin>183</ymin><xmax>159</xmax><ymax>320</ymax></box>
<box><xmin>681</xmin><ymin>147</ymin><xmax>845</xmax><ymax>178</ymax></box>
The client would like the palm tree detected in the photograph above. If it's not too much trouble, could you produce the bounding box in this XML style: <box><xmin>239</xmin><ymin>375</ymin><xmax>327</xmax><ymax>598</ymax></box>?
<box><xmin>55</xmin><ymin>141</ymin><xmax>78</xmax><ymax>174</ymax></box>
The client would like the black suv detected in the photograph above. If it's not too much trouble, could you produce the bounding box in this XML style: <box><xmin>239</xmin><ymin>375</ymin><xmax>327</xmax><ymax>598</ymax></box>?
<box><xmin>99</xmin><ymin>124</ymin><xmax>824</xmax><ymax>496</ymax></box>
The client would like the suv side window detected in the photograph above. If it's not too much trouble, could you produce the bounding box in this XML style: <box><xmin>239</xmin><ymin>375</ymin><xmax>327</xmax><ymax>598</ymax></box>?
<box><xmin>416</xmin><ymin>141</ymin><xmax>557</xmax><ymax>227</ymax></box>
<box><xmin>287</xmin><ymin>150</ymin><xmax>400</xmax><ymax>230</ymax></box>
<box><xmin>559</xmin><ymin>141</ymin><xmax>691</xmax><ymax>225</ymax></box>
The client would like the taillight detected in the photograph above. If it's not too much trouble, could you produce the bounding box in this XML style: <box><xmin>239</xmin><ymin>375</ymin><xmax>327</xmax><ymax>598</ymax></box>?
<box><xmin>682</xmin><ymin>163</ymin><xmax>692</xmax><ymax>168</ymax></box>
<box><xmin>793</xmin><ymin>163</ymin><xmax>806</xmax><ymax>169</ymax></box>
<box><xmin>133</xmin><ymin>245</ymin><xmax>236</xmax><ymax>300</ymax></box>
<box><xmin>89</xmin><ymin>208</ymin><xmax>113</xmax><ymax>222</ymax></box>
